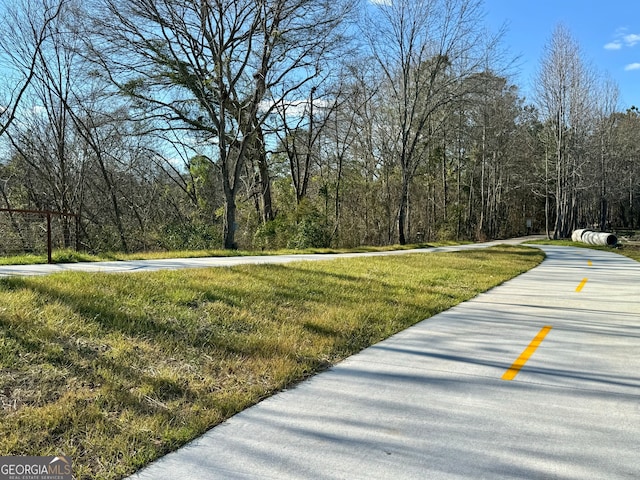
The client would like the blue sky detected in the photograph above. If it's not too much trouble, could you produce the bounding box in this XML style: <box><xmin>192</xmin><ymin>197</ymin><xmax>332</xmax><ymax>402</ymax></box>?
<box><xmin>483</xmin><ymin>0</ymin><xmax>640</xmax><ymax>109</ymax></box>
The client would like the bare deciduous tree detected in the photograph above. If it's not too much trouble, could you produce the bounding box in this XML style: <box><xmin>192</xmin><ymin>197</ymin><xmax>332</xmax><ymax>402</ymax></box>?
<box><xmin>535</xmin><ymin>24</ymin><xmax>597</xmax><ymax>238</ymax></box>
<box><xmin>0</xmin><ymin>0</ymin><xmax>65</xmax><ymax>137</ymax></box>
<box><xmin>593</xmin><ymin>76</ymin><xmax>619</xmax><ymax>230</ymax></box>
<box><xmin>89</xmin><ymin>0</ymin><xmax>352</xmax><ymax>249</ymax></box>
<box><xmin>362</xmin><ymin>0</ymin><xmax>495</xmax><ymax>244</ymax></box>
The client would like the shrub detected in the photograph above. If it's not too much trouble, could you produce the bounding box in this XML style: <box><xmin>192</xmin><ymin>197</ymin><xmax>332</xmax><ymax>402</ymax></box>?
<box><xmin>160</xmin><ymin>222</ymin><xmax>222</xmax><ymax>250</ymax></box>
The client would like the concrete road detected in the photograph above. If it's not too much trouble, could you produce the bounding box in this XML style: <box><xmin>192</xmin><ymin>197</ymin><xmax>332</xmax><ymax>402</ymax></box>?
<box><xmin>128</xmin><ymin>245</ymin><xmax>640</xmax><ymax>479</ymax></box>
<box><xmin>0</xmin><ymin>237</ymin><xmax>536</xmax><ymax>277</ymax></box>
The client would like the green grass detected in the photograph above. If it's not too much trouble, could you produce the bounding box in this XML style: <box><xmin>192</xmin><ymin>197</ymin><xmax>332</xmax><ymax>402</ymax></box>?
<box><xmin>622</xmin><ymin>246</ymin><xmax>640</xmax><ymax>262</ymax></box>
<box><xmin>0</xmin><ymin>245</ymin><xmax>542</xmax><ymax>479</ymax></box>
<box><xmin>0</xmin><ymin>250</ymin><xmax>105</xmax><ymax>265</ymax></box>
<box><xmin>0</xmin><ymin>242</ymin><xmax>467</xmax><ymax>266</ymax></box>
<box><xmin>527</xmin><ymin>238</ymin><xmax>640</xmax><ymax>262</ymax></box>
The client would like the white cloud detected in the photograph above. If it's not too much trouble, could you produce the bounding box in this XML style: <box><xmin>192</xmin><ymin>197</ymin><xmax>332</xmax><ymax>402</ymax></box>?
<box><xmin>624</xmin><ymin>34</ymin><xmax>640</xmax><ymax>47</ymax></box>
<box><xmin>604</xmin><ymin>41</ymin><xmax>622</xmax><ymax>50</ymax></box>
<box><xmin>606</xmin><ymin>29</ymin><xmax>640</xmax><ymax>50</ymax></box>
<box><xmin>624</xmin><ymin>63</ymin><xmax>640</xmax><ymax>71</ymax></box>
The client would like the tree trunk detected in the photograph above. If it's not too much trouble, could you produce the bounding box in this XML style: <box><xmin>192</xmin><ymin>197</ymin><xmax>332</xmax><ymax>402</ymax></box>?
<box><xmin>223</xmin><ymin>191</ymin><xmax>238</xmax><ymax>250</ymax></box>
<box><xmin>599</xmin><ymin>138</ymin><xmax>607</xmax><ymax>230</ymax></box>
<box><xmin>257</xmin><ymin>151</ymin><xmax>274</xmax><ymax>223</ymax></box>
<box><xmin>95</xmin><ymin>152</ymin><xmax>128</xmax><ymax>252</ymax></box>
<box><xmin>478</xmin><ymin>125</ymin><xmax>486</xmax><ymax>237</ymax></box>
<box><xmin>254</xmin><ymin>125</ymin><xmax>274</xmax><ymax>223</ymax></box>
<box><xmin>442</xmin><ymin>139</ymin><xmax>448</xmax><ymax>223</ymax></box>
<box><xmin>398</xmin><ymin>171</ymin><xmax>409</xmax><ymax>245</ymax></box>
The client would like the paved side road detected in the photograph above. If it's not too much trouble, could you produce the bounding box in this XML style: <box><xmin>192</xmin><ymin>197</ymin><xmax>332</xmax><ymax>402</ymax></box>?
<box><xmin>128</xmin><ymin>245</ymin><xmax>640</xmax><ymax>479</ymax></box>
<box><xmin>0</xmin><ymin>237</ymin><xmax>539</xmax><ymax>277</ymax></box>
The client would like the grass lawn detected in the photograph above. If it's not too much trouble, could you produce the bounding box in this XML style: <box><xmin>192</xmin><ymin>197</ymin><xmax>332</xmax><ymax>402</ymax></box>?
<box><xmin>0</xmin><ymin>242</ymin><xmax>466</xmax><ymax>266</ymax></box>
<box><xmin>622</xmin><ymin>245</ymin><xmax>640</xmax><ymax>262</ymax></box>
<box><xmin>527</xmin><ymin>238</ymin><xmax>640</xmax><ymax>262</ymax></box>
<box><xmin>0</xmin><ymin>245</ymin><xmax>542</xmax><ymax>479</ymax></box>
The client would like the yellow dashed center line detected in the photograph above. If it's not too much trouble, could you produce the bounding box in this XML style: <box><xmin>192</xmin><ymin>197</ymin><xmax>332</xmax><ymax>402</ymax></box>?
<box><xmin>576</xmin><ymin>278</ymin><xmax>588</xmax><ymax>292</ymax></box>
<box><xmin>502</xmin><ymin>326</ymin><xmax>553</xmax><ymax>381</ymax></box>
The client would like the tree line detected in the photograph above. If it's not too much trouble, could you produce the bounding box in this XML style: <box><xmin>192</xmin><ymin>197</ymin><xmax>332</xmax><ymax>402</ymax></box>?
<box><xmin>1</xmin><ymin>0</ymin><xmax>639</xmax><ymax>253</ymax></box>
